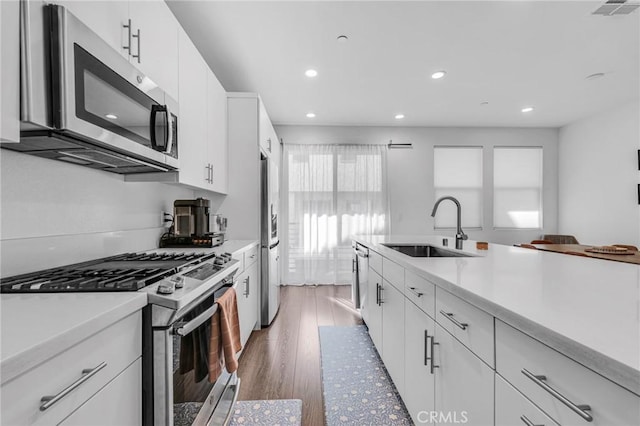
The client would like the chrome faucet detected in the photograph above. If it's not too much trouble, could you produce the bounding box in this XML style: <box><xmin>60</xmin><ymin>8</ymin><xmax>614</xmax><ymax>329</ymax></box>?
<box><xmin>431</xmin><ymin>196</ymin><xmax>468</xmax><ymax>250</ymax></box>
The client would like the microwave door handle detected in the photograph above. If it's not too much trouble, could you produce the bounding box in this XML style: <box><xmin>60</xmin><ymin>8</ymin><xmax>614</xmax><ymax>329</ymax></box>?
<box><xmin>164</xmin><ymin>104</ymin><xmax>174</xmax><ymax>155</ymax></box>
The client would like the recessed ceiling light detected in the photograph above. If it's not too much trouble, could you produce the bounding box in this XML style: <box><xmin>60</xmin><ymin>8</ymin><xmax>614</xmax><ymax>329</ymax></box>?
<box><xmin>431</xmin><ymin>71</ymin><xmax>446</xmax><ymax>79</ymax></box>
<box><xmin>105</xmin><ymin>113</ymin><xmax>118</xmax><ymax>119</ymax></box>
<box><xmin>337</xmin><ymin>35</ymin><xmax>349</xmax><ymax>43</ymax></box>
<box><xmin>395</xmin><ymin>114</ymin><xmax>405</xmax><ymax>119</ymax></box>
<box><xmin>305</xmin><ymin>69</ymin><xmax>318</xmax><ymax>78</ymax></box>
<box><xmin>480</xmin><ymin>101</ymin><xmax>489</xmax><ymax>106</ymax></box>
<box><xmin>586</xmin><ymin>72</ymin><xmax>605</xmax><ymax>80</ymax></box>
<box><xmin>521</xmin><ymin>106</ymin><xmax>534</xmax><ymax>113</ymax></box>
<box><xmin>306</xmin><ymin>112</ymin><xmax>316</xmax><ymax>118</ymax></box>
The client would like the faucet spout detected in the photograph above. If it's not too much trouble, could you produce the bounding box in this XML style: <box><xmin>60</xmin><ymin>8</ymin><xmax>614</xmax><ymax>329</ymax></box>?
<box><xmin>431</xmin><ymin>196</ymin><xmax>468</xmax><ymax>249</ymax></box>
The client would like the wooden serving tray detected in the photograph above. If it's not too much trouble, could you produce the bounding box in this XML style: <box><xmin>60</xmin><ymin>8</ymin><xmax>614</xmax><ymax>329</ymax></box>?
<box><xmin>585</xmin><ymin>246</ymin><xmax>634</xmax><ymax>255</ymax></box>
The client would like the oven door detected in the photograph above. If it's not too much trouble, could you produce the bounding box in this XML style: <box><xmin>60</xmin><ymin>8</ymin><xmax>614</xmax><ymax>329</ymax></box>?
<box><xmin>153</xmin><ymin>284</ymin><xmax>240</xmax><ymax>426</ymax></box>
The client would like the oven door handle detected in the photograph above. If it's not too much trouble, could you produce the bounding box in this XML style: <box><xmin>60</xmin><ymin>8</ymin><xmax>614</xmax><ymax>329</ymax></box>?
<box><xmin>175</xmin><ymin>304</ymin><xmax>219</xmax><ymax>336</ymax></box>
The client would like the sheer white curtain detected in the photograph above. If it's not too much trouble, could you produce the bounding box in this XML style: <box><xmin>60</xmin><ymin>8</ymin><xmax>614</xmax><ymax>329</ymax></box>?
<box><xmin>282</xmin><ymin>144</ymin><xmax>388</xmax><ymax>285</ymax></box>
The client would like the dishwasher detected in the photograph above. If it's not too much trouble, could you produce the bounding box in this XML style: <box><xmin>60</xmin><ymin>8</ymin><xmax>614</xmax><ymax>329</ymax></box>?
<box><xmin>352</xmin><ymin>242</ymin><xmax>369</xmax><ymax>313</ymax></box>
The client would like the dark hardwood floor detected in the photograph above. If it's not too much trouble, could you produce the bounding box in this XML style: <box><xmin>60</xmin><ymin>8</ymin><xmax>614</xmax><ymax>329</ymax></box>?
<box><xmin>236</xmin><ymin>285</ymin><xmax>363</xmax><ymax>426</ymax></box>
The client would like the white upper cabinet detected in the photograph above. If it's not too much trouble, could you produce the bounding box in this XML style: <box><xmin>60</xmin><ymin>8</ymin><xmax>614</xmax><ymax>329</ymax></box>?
<box><xmin>53</xmin><ymin>1</ymin><xmax>129</xmax><ymax>58</ymax></box>
<box><xmin>128</xmin><ymin>1</ymin><xmax>179</xmax><ymax>100</ymax></box>
<box><xmin>54</xmin><ymin>0</ymin><xmax>178</xmax><ymax>101</ymax></box>
<box><xmin>206</xmin><ymin>69</ymin><xmax>228</xmax><ymax>194</ymax></box>
<box><xmin>176</xmin><ymin>27</ymin><xmax>209</xmax><ymax>189</ymax></box>
<box><xmin>0</xmin><ymin>0</ymin><xmax>20</xmax><ymax>143</ymax></box>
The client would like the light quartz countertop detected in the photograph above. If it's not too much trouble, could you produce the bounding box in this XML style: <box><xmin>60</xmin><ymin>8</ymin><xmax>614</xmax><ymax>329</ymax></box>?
<box><xmin>0</xmin><ymin>292</ymin><xmax>147</xmax><ymax>385</ymax></box>
<box><xmin>354</xmin><ymin>235</ymin><xmax>640</xmax><ymax>396</ymax></box>
<box><xmin>0</xmin><ymin>240</ymin><xmax>258</xmax><ymax>385</ymax></box>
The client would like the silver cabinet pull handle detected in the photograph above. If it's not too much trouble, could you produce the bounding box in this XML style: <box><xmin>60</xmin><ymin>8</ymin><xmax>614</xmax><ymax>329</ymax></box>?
<box><xmin>439</xmin><ymin>310</ymin><xmax>468</xmax><ymax>330</ymax></box>
<box><xmin>40</xmin><ymin>362</ymin><xmax>107</xmax><ymax>411</ymax></box>
<box><xmin>408</xmin><ymin>287</ymin><xmax>424</xmax><ymax>298</ymax></box>
<box><xmin>375</xmin><ymin>283</ymin><xmax>381</xmax><ymax>305</ymax></box>
<box><xmin>520</xmin><ymin>415</ymin><xmax>543</xmax><ymax>426</ymax></box>
<box><xmin>123</xmin><ymin>19</ymin><xmax>132</xmax><ymax>55</ymax></box>
<box><xmin>429</xmin><ymin>333</ymin><xmax>439</xmax><ymax>374</ymax></box>
<box><xmin>132</xmin><ymin>28</ymin><xmax>141</xmax><ymax>63</ymax></box>
<box><xmin>424</xmin><ymin>329</ymin><xmax>429</xmax><ymax>366</ymax></box>
<box><xmin>521</xmin><ymin>369</ymin><xmax>593</xmax><ymax>422</ymax></box>
<box><xmin>244</xmin><ymin>276</ymin><xmax>250</xmax><ymax>297</ymax></box>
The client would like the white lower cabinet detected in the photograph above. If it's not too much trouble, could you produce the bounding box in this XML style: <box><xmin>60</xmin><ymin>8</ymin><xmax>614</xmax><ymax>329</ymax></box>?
<box><xmin>433</xmin><ymin>322</ymin><xmax>494</xmax><ymax>426</ymax></box>
<box><xmin>495</xmin><ymin>374</ymin><xmax>558</xmax><ymax>426</ymax></box>
<box><xmin>381</xmin><ymin>278</ymin><xmax>405</xmax><ymax>395</ymax></box>
<box><xmin>236</xmin><ymin>260</ymin><xmax>259</xmax><ymax>348</ymax></box>
<box><xmin>403</xmin><ymin>299</ymin><xmax>436</xmax><ymax>424</ymax></box>
<box><xmin>496</xmin><ymin>320</ymin><xmax>640</xmax><ymax>426</ymax></box>
<box><xmin>60</xmin><ymin>358</ymin><xmax>142</xmax><ymax>426</ymax></box>
<box><xmin>366</xmin><ymin>267</ymin><xmax>384</xmax><ymax>351</ymax></box>
<box><xmin>0</xmin><ymin>312</ymin><xmax>142</xmax><ymax>425</ymax></box>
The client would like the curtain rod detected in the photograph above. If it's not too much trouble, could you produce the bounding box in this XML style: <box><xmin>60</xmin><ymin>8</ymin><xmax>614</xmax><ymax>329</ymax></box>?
<box><xmin>387</xmin><ymin>140</ymin><xmax>413</xmax><ymax>149</ymax></box>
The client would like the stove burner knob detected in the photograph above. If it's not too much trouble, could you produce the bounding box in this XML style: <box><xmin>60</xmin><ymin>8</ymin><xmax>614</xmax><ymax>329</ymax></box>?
<box><xmin>171</xmin><ymin>276</ymin><xmax>185</xmax><ymax>289</ymax></box>
<box><xmin>157</xmin><ymin>283</ymin><xmax>175</xmax><ymax>294</ymax></box>
<box><xmin>214</xmin><ymin>258</ymin><xmax>225</xmax><ymax>266</ymax></box>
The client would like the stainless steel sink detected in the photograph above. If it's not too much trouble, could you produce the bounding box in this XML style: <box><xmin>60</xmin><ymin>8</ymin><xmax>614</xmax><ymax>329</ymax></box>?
<box><xmin>381</xmin><ymin>244</ymin><xmax>471</xmax><ymax>258</ymax></box>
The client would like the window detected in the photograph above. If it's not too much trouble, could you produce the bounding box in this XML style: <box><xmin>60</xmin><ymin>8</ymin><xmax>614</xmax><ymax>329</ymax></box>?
<box><xmin>433</xmin><ymin>146</ymin><xmax>483</xmax><ymax>228</ymax></box>
<box><xmin>285</xmin><ymin>144</ymin><xmax>388</xmax><ymax>285</ymax></box>
<box><xmin>493</xmin><ymin>147</ymin><xmax>543</xmax><ymax>228</ymax></box>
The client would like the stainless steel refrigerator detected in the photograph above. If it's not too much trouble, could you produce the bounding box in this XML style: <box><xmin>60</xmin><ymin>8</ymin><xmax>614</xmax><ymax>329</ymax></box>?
<box><xmin>261</xmin><ymin>154</ymin><xmax>280</xmax><ymax>325</ymax></box>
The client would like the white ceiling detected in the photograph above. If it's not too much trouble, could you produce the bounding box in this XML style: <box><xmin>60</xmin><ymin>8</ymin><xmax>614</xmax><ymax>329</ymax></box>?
<box><xmin>167</xmin><ymin>0</ymin><xmax>640</xmax><ymax>128</ymax></box>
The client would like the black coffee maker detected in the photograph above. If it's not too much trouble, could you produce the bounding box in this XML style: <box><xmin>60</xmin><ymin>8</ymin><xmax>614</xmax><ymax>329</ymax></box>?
<box><xmin>174</xmin><ymin>198</ymin><xmax>210</xmax><ymax>237</ymax></box>
<box><xmin>160</xmin><ymin>198</ymin><xmax>223</xmax><ymax>248</ymax></box>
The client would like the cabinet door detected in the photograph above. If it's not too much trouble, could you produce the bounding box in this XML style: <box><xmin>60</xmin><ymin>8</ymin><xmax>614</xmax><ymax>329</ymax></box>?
<box><xmin>0</xmin><ymin>0</ymin><xmax>20</xmax><ymax>143</ymax></box>
<box><xmin>61</xmin><ymin>358</ymin><xmax>142</xmax><ymax>426</ymax></box>
<box><xmin>236</xmin><ymin>260</ymin><xmax>259</xmax><ymax>347</ymax></box>
<box><xmin>245</xmin><ymin>260</ymin><xmax>259</xmax><ymax>338</ymax></box>
<box><xmin>206</xmin><ymin>69</ymin><xmax>228</xmax><ymax>194</ymax></box>
<box><xmin>495</xmin><ymin>374</ymin><xmax>558</xmax><ymax>426</ymax></box>
<box><xmin>177</xmin><ymin>27</ymin><xmax>210</xmax><ymax>190</ymax></box>
<box><xmin>366</xmin><ymin>267</ymin><xmax>383</xmax><ymax>352</ymax></box>
<box><xmin>404</xmin><ymin>298</ymin><xmax>436</xmax><ymax>424</ymax></box>
<box><xmin>434</xmin><ymin>323</ymin><xmax>494</xmax><ymax>426</ymax></box>
<box><xmin>128</xmin><ymin>0</ymin><xmax>179</xmax><ymax>100</ymax></box>
<box><xmin>381</xmin><ymin>279</ymin><xmax>405</xmax><ymax>395</ymax></box>
<box><xmin>54</xmin><ymin>0</ymin><xmax>129</xmax><ymax>59</ymax></box>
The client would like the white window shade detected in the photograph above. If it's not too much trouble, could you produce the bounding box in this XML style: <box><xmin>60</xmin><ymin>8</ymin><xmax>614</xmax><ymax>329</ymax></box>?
<box><xmin>433</xmin><ymin>147</ymin><xmax>483</xmax><ymax>228</ymax></box>
<box><xmin>493</xmin><ymin>147</ymin><xmax>543</xmax><ymax>228</ymax></box>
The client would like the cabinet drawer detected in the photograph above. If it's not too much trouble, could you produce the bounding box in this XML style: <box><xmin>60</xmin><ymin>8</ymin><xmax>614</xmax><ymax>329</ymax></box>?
<box><xmin>496</xmin><ymin>320</ymin><xmax>640</xmax><ymax>426</ymax></box>
<box><xmin>369</xmin><ymin>250</ymin><xmax>382</xmax><ymax>274</ymax></box>
<box><xmin>435</xmin><ymin>288</ymin><xmax>494</xmax><ymax>367</ymax></box>
<box><xmin>382</xmin><ymin>257</ymin><xmax>404</xmax><ymax>290</ymax></box>
<box><xmin>244</xmin><ymin>245</ymin><xmax>259</xmax><ymax>267</ymax></box>
<box><xmin>1</xmin><ymin>312</ymin><xmax>141</xmax><ymax>426</ymax></box>
<box><xmin>496</xmin><ymin>374</ymin><xmax>558</xmax><ymax>426</ymax></box>
<box><xmin>404</xmin><ymin>270</ymin><xmax>435</xmax><ymax>319</ymax></box>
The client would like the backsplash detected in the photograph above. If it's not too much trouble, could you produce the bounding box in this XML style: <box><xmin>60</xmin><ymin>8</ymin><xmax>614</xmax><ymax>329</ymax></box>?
<box><xmin>0</xmin><ymin>150</ymin><xmax>201</xmax><ymax>276</ymax></box>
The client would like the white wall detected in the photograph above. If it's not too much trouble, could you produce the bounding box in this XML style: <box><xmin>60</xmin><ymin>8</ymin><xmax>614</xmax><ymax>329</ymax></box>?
<box><xmin>558</xmin><ymin>100</ymin><xmax>640</xmax><ymax>246</ymax></box>
<box><xmin>275</xmin><ymin>125</ymin><xmax>559</xmax><ymax>246</ymax></box>
<box><xmin>0</xmin><ymin>150</ymin><xmax>225</xmax><ymax>276</ymax></box>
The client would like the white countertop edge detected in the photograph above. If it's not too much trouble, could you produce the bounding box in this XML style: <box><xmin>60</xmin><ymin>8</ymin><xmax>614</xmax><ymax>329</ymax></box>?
<box><xmin>0</xmin><ymin>293</ymin><xmax>147</xmax><ymax>385</ymax></box>
<box><xmin>354</xmin><ymin>236</ymin><xmax>640</xmax><ymax>397</ymax></box>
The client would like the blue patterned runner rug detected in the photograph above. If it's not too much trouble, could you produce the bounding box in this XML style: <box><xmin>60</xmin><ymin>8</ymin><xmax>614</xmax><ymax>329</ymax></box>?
<box><xmin>318</xmin><ymin>325</ymin><xmax>412</xmax><ymax>425</ymax></box>
<box><xmin>229</xmin><ymin>399</ymin><xmax>302</xmax><ymax>425</ymax></box>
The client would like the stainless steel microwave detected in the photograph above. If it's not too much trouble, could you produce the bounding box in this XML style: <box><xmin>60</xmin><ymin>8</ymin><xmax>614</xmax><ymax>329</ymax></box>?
<box><xmin>11</xmin><ymin>3</ymin><xmax>179</xmax><ymax>174</ymax></box>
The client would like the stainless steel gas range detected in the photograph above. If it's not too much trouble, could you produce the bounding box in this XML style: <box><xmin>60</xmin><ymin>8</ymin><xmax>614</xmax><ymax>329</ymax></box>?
<box><xmin>0</xmin><ymin>249</ymin><xmax>241</xmax><ymax>426</ymax></box>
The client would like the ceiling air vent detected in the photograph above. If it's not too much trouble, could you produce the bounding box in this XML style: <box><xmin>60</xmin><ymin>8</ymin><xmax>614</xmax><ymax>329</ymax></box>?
<box><xmin>592</xmin><ymin>0</ymin><xmax>640</xmax><ymax>16</ymax></box>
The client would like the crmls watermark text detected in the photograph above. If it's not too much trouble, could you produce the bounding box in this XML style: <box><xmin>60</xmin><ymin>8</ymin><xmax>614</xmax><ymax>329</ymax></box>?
<box><xmin>416</xmin><ymin>411</ymin><xmax>469</xmax><ymax>424</ymax></box>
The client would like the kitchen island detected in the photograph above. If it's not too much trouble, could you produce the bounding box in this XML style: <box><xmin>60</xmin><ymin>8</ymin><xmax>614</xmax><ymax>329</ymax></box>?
<box><xmin>354</xmin><ymin>235</ymin><xmax>640</xmax><ymax>425</ymax></box>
